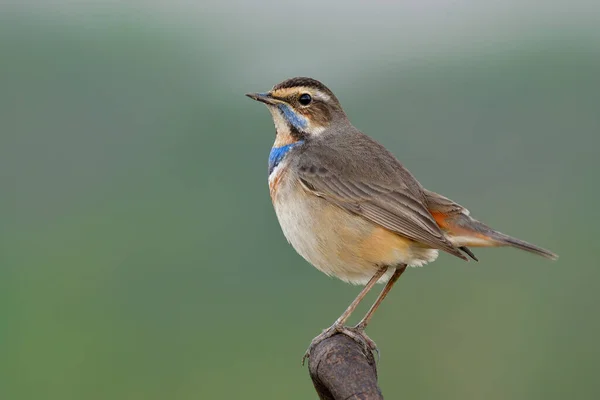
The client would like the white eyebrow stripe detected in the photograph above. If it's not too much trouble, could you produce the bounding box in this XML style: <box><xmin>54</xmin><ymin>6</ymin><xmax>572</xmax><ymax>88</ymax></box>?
<box><xmin>270</xmin><ymin>86</ymin><xmax>332</xmax><ymax>104</ymax></box>
<box><xmin>314</xmin><ymin>90</ymin><xmax>331</xmax><ymax>102</ymax></box>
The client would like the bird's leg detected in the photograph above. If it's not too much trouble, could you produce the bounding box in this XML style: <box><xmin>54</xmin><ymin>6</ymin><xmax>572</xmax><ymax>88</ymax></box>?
<box><xmin>302</xmin><ymin>266</ymin><xmax>388</xmax><ymax>365</ymax></box>
<box><xmin>355</xmin><ymin>264</ymin><xmax>407</xmax><ymax>331</ymax></box>
<box><xmin>330</xmin><ymin>264</ymin><xmax>406</xmax><ymax>362</ymax></box>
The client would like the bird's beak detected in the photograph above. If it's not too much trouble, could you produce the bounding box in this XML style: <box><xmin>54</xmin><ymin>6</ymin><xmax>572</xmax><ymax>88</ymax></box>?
<box><xmin>245</xmin><ymin>92</ymin><xmax>279</xmax><ymax>105</ymax></box>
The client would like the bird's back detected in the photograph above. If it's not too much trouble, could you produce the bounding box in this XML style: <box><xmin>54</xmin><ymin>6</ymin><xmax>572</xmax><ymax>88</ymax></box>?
<box><xmin>295</xmin><ymin>128</ymin><xmax>427</xmax><ymax>202</ymax></box>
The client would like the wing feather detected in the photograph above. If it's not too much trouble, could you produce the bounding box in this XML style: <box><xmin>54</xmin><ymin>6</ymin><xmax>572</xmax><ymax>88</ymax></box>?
<box><xmin>299</xmin><ymin>171</ymin><xmax>468</xmax><ymax>260</ymax></box>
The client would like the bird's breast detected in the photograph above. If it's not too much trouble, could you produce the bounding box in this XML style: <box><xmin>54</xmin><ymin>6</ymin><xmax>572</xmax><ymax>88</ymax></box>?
<box><xmin>270</xmin><ymin>170</ymin><xmax>439</xmax><ymax>284</ymax></box>
<box><xmin>268</xmin><ymin>161</ymin><xmax>288</xmax><ymax>199</ymax></box>
<box><xmin>268</xmin><ymin>139</ymin><xmax>304</xmax><ymax>198</ymax></box>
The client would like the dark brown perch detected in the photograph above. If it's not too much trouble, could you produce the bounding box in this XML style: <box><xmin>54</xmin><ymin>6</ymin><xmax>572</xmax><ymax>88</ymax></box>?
<box><xmin>308</xmin><ymin>334</ymin><xmax>383</xmax><ymax>399</ymax></box>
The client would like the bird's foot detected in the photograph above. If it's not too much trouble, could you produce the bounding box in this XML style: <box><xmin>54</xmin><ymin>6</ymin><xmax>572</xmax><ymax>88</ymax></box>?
<box><xmin>301</xmin><ymin>323</ymin><xmax>378</xmax><ymax>365</ymax></box>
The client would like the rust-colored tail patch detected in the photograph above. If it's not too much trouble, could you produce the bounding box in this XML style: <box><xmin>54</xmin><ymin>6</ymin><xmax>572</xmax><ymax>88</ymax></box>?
<box><xmin>431</xmin><ymin>211</ymin><xmax>496</xmax><ymax>246</ymax></box>
<box><xmin>431</xmin><ymin>211</ymin><xmax>557</xmax><ymax>260</ymax></box>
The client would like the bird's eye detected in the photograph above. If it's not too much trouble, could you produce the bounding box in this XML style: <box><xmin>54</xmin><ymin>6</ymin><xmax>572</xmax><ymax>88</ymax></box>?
<box><xmin>298</xmin><ymin>93</ymin><xmax>312</xmax><ymax>105</ymax></box>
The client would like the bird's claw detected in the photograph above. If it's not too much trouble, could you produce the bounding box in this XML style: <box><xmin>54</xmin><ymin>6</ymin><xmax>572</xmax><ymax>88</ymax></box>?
<box><xmin>301</xmin><ymin>324</ymin><xmax>378</xmax><ymax>366</ymax></box>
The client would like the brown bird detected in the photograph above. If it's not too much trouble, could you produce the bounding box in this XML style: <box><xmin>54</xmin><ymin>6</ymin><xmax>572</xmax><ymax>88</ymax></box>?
<box><xmin>246</xmin><ymin>77</ymin><xmax>558</xmax><ymax>364</ymax></box>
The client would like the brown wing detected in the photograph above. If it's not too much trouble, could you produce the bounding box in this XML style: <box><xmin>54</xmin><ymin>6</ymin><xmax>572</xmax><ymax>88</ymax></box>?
<box><xmin>298</xmin><ymin>166</ymin><xmax>468</xmax><ymax>261</ymax></box>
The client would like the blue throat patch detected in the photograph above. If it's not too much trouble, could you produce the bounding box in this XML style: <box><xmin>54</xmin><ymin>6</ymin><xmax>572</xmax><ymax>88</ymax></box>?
<box><xmin>278</xmin><ymin>104</ymin><xmax>307</xmax><ymax>130</ymax></box>
<box><xmin>269</xmin><ymin>141</ymin><xmax>304</xmax><ymax>176</ymax></box>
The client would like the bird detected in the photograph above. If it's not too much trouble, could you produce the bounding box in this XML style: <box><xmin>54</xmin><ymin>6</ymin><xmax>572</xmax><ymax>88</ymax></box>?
<box><xmin>246</xmin><ymin>77</ymin><xmax>558</xmax><ymax>364</ymax></box>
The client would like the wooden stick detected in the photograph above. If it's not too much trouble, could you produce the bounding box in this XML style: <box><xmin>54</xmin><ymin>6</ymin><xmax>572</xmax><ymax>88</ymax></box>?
<box><xmin>308</xmin><ymin>334</ymin><xmax>383</xmax><ymax>400</ymax></box>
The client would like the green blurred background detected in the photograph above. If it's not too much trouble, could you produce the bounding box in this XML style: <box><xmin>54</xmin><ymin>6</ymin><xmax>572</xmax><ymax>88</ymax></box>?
<box><xmin>1</xmin><ymin>1</ymin><xmax>599</xmax><ymax>399</ymax></box>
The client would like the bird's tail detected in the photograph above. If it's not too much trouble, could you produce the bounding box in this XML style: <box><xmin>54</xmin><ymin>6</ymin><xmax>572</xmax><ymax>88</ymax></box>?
<box><xmin>488</xmin><ymin>230</ymin><xmax>558</xmax><ymax>260</ymax></box>
<box><xmin>434</xmin><ymin>213</ymin><xmax>558</xmax><ymax>261</ymax></box>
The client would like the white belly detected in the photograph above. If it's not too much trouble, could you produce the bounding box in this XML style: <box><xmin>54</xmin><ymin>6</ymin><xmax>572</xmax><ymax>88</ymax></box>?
<box><xmin>270</xmin><ymin>167</ymin><xmax>438</xmax><ymax>285</ymax></box>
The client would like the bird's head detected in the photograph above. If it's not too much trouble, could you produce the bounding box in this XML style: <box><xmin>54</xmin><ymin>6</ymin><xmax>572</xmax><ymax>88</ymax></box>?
<box><xmin>246</xmin><ymin>77</ymin><xmax>347</xmax><ymax>145</ymax></box>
